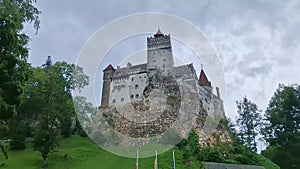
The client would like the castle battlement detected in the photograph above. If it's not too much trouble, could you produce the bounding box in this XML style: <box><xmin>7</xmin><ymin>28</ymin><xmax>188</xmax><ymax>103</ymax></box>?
<box><xmin>147</xmin><ymin>34</ymin><xmax>171</xmax><ymax>49</ymax></box>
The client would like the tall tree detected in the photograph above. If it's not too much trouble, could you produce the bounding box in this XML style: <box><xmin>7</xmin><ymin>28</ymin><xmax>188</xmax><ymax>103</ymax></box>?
<box><xmin>236</xmin><ymin>96</ymin><xmax>262</xmax><ymax>152</ymax></box>
<box><xmin>0</xmin><ymin>0</ymin><xmax>40</xmax><ymax>123</ymax></box>
<box><xmin>262</xmin><ymin>84</ymin><xmax>300</xmax><ymax>169</ymax></box>
<box><xmin>263</xmin><ymin>84</ymin><xmax>300</xmax><ymax>146</ymax></box>
<box><xmin>20</xmin><ymin>57</ymin><xmax>89</xmax><ymax>166</ymax></box>
<box><xmin>0</xmin><ymin>0</ymin><xmax>40</xmax><ymax>159</ymax></box>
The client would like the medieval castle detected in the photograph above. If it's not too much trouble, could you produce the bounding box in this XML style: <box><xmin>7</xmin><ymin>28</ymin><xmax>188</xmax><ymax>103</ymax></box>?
<box><xmin>97</xmin><ymin>28</ymin><xmax>230</xmax><ymax>147</ymax></box>
<box><xmin>101</xmin><ymin>29</ymin><xmax>224</xmax><ymax>118</ymax></box>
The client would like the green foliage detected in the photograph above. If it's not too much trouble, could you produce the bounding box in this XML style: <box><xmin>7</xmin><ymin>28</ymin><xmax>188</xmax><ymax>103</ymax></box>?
<box><xmin>0</xmin><ymin>143</ymin><xmax>8</xmax><ymax>161</ymax></box>
<box><xmin>0</xmin><ymin>0</ymin><xmax>40</xmax><ymax>160</ymax></box>
<box><xmin>257</xmin><ymin>155</ymin><xmax>280</xmax><ymax>169</ymax></box>
<box><xmin>262</xmin><ymin>84</ymin><xmax>300</xmax><ymax>169</ymax></box>
<box><xmin>0</xmin><ymin>136</ymin><xmax>201</xmax><ymax>169</ymax></box>
<box><xmin>187</xmin><ymin>129</ymin><xmax>200</xmax><ymax>156</ymax></box>
<box><xmin>199</xmin><ymin>146</ymin><xmax>224</xmax><ymax>162</ymax></box>
<box><xmin>14</xmin><ymin>57</ymin><xmax>89</xmax><ymax>166</ymax></box>
<box><xmin>0</xmin><ymin>124</ymin><xmax>9</xmax><ymax>139</ymax></box>
<box><xmin>73</xmin><ymin>96</ymin><xmax>97</xmax><ymax>137</ymax></box>
<box><xmin>262</xmin><ymin>139</ymin><xmax>300</xmax><ymax>169</ymax></box>
<box><xmin>0</xmin><ymin>0</ymin><xmax>40</xmax><ymax>123</ymax></box>
<box><xmin>236</xmin><ymin>96</ymin><xmax>262</xmax><ymax>152</ymax></box>
<box><xmin>180</xmin><ymin>129</ymin><xmax>199</xmax><ymax>162</ymax></box>
<box><xmin>263</xmin><ymin>84</ymin><xmax>300</xmax><ymax>146</ymax></box>
<box><xmin>199</xmin><ymin>118</ymin><xmax>279</xmax><ymax>169</ymax></box>
<box><xmin>9</xmin><ymin>118</ymin><xmax>26</xmax><ymax>150</ymax></box>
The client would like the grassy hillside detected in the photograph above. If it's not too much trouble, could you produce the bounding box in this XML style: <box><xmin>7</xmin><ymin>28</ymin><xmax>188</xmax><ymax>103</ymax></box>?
<box><xmin>0</xmin><ymin>136</ymin><xmax>200</xmax><ymax>169</ymax></box>
<box><xmin>0</xmin><ymin>136</ymin><xmax>279</xmax><ymax>169</ymax></box>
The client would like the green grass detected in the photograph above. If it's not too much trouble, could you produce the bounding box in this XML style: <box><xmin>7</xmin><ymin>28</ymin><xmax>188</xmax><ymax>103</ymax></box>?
<box><xmin>0</xmin><ymin>136</ymin><xmax>279</xmax><ymax>169</ymax></box>
<box><xmin>0</xmin><ymin>136</ymin><xmax>200</xmax><ymax>169</ymax></box>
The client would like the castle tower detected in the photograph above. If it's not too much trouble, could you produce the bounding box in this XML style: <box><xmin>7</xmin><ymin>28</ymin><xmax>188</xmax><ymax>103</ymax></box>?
<box><xmin>199</xmin><ymin>66</ymin><xmax>213</xmax><ymax>93</ymax></box>
<box><xmin>101</xmin><ymin>64</ymin><xmax>115</xmax><ymax>107</ymax></box>
<box><xmin>147</xmin><ymin>28</ymin><xmax>174</xmax><ymax>70</ymax></box>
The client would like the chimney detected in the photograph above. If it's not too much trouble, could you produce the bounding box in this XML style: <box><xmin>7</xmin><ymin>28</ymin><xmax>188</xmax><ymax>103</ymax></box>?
<box><xmin>216</xmin><ymin>87</ymin><xmax>220</xmax><ymax>98</ymax></box>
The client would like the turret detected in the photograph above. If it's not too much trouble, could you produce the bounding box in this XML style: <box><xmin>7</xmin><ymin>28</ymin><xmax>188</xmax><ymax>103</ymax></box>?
<box><xmin>198</xmin><ymin>66</ymin><xmax>213</xmax><ymax>93</ymax></box>
<box><xmin>147</xmin><ymin>28</ymin><xmax>174</xmax><ymax>71</ymax></box>
<box><xmin>101</xmin><ymin>64</ymin><xmax>115</xmax><ymax>107</ymax></box>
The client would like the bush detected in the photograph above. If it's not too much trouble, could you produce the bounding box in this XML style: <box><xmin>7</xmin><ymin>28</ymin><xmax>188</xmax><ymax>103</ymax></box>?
<box><xmin>199</xmin><ymin>147</ymin><xmax>224</xmax><ymax>162</ymax></box>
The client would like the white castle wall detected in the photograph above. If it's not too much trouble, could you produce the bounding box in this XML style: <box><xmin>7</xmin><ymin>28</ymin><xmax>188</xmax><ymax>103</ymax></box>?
<box><xmin>109</xmin><ymin>73</ymin><xmax>148</xmax><ymax>106</ymax></box>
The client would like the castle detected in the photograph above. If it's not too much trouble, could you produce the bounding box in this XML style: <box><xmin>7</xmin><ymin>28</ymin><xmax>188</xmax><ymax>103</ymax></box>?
<box><xmin>101</xmin><ymin>29</ymin><xmax>224</xmax><ymax>119</ymax></box>
<box><xmin>98</xmin><ymin>28</ymin><xmax>230</xmax><ymax>147</ymax></box>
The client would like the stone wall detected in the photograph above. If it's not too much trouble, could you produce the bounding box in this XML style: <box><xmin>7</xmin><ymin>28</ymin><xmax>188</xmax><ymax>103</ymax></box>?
<box><xmin>203</xmin><ymin>162</ymin><xmax>265</xmax><ymax>169</ymax></box>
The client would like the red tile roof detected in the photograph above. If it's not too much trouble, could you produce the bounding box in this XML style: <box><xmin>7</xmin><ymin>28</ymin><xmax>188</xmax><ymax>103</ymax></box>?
<box><xmin>103</xmin><ymin>64</ymin><xmax>114</xmax><ymax>71</ymax></box>
<box><xmin>199</xmin><ymin>69</ymin><xmax>211</xmax><ymax>86</ymax></box>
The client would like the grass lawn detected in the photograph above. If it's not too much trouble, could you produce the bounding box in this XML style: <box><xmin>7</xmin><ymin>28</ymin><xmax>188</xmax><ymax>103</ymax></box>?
<box><xmin>0</xmin><ymin>136</ymin><xmax>200</xmax><ymax>169</ymax></box>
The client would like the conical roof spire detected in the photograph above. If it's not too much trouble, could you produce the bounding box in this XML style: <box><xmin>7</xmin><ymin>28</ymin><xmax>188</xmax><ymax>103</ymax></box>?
<box><xmin>154</xmin><ymin>27</ymin><xmax>164</xmax><ymax>37</ymax></box>
<box><xmin>199</xmin><ymin>65</ymin><xmax>211</xmax><ymax>86</ymax></box>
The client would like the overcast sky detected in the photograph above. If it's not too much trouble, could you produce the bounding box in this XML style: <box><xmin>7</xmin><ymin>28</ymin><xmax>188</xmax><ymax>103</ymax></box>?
<box><xmin>25</xmin><ymin>0</ymin><xmax>300</xmax><ymax>122</ymax></box>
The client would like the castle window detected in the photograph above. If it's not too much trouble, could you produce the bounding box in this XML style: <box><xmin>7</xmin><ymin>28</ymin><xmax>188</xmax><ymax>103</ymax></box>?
<box><xmin>131</xmin><ymin>77</ymin><xmax>134</xmax><ymax>81</ymax></box>
<box><xmin>112</xmin><ymin>99</ymin><xmax>116</xmax><ymax>104</ymax></box>
<box><xmin>135</xmin><ymin>84</ymin><xmax>139</xmax><ymax>89</ymax></box>
<box><xmin>135</xmin><ymin>94</ymin><xmax>139</xmax><ymax>99</ymax></box>
<box><xmin>130</xmin><ymin>95</ymin><xmax>134</xmax><ymax>99</ymax></box>
<box><xmin>163</xmin><ymin>59</ymin><xmax>166</xmax><ymax>61</ymax></box>
<box><xmin>121</xmin><ymin>98</ymin><xmax>124</xmax><ymax>102</ymax></box>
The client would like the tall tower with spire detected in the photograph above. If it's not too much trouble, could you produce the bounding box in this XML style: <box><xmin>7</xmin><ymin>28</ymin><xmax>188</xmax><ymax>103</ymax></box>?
<box><xmin>147</xmin><ymin>28</ymin><xmax>174</xmax><ymax>70</ymax></box>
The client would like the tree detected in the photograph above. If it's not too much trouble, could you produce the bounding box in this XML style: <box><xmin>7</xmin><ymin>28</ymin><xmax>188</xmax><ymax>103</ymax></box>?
<box><xmin>263</xmin><ymin>84</ymin><xmax>300</xmax><ymax>146</ymax></box>
<box><xmin>0</xmin><ymin>0</ymin><xmax>40</xmax><ymax>158</ymax></box>
<box><xmin>0</xmin><ymin>0</ymin><xmax>40</xmax><ymax>123</ymax></box>
<box><xmin>73</xmin><ymin>96</ymin><xmax>97</xmax><ymax>136</ymax></box>
<box><xmin>180</xmin><ymin>129</ymin><xmax>199</xmax><ymax>162</ymax></box>
<box><xmin>21</xmin><ymin>57</ymin><xmax>89</xmax><ymax>166</ymax></box>
<box><xmin>236</xmin><ymin>96</ymin><xmax>262</xmax><ymax>152</ymax></box>
<box><xmin>262</xmin><ymin>84</ymin><xmax>300</xmax><ymax>169</ymax></box>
